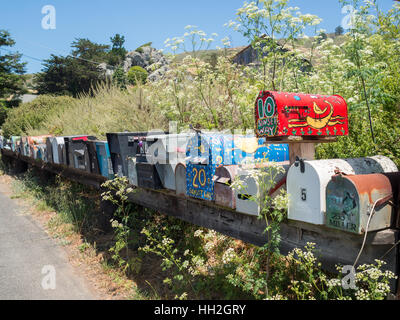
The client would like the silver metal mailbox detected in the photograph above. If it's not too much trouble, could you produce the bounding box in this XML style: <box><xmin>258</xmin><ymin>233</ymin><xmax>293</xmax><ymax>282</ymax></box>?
<box><xmin>287</xmin><ymin>156</ymin><xmax>398</xmax><ymax>226</ymax></box>
<box><xmin>175</xmin><ymin>163</ymin><xmax>187</xmax><ymax>196</ymax></box>
<box><xmin>148</xmin><ymin>133</ymin><xmax>192</xmax><ymax>191</ymax></box>
<box><xmin>128</xmin><ymin>157</ymin><xmax>138</xmax><ymax>187</ymax></box>
<box><xmin>235</xmin><ymin>162</ymin><xmax>289</xmax><ymax>216</ymax></box>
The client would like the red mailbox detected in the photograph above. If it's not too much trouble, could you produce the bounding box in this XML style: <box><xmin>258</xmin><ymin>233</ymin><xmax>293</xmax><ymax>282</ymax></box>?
<box><xmin>255</xmin><ymin>91</ymin><xmax>348</xmax><ymax>138</ymax></box>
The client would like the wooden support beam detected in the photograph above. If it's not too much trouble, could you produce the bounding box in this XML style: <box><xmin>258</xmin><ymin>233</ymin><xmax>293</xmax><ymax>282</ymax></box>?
<box><xmin>288</xmin><ymin>143</ymin><xmax>315</xmax><ymax>164</ymax></box>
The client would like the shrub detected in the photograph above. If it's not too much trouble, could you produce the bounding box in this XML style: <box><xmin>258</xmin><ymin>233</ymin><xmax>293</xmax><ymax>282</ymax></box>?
<box><xmin>0</xmin><ymin>101</ymin><xmax>8</xmax><ymax>127</ymax></box>
<box><xmin>135</xmin><ymin>42</ymin><xmax>152</xmax><ymax>53</ymax></box>
<box><xmin>316</xmin><ymin>109</ymin><xmax>400</xmax><ymax>168</ymax></box>
<box><xmin>1</xmin><ymin>95</ymin><xmax>75</xmax><ymax>137</ymax></box>
<box><xmin>127</xmin><ymin>66</ymin><xmax>148</xmax><ymax>85</ymax></box>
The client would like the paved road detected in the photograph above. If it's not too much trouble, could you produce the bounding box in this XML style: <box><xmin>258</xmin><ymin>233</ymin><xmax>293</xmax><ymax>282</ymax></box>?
<box><xmin>0</xmin><ymin>181</ymin><xmax>96</xmax><ymax>300</ymax></box>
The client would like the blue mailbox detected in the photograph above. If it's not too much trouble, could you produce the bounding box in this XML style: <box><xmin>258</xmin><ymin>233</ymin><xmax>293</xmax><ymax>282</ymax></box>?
<box><xmin>221</xmin><ymin>134</ymin><xmax>289</xmax><ymax>165</ymax></box>
<box><xmin>11</xmin><ymin>136</ymin><xmax>21</xmax><ymax>153</ymax></box>
<box><xmin>186</xmin><ymin>133</ymin><xmax>224</xmax><ymax>201</ymax></box>
<box><xmin>95</xmin><ymin>141</ymin><xmax>114</xmax><ymax>179</ymax></box>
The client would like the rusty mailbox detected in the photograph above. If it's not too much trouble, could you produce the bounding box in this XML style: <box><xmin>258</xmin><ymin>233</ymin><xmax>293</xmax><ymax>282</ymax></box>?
<box><xmin>255</xmin><ymin>91</ymin><xmax>348</xmax><ymax>138</ymax></box>
<box><xmin>27</xmin><ymin>135</ymin><xmax>51</xmax><ymax>160</ymax></box>
<box><xmin>287</xmin><ymin>156</ymin><xmax>398</xmax><ymax>226</ymax></box>
<box><xmin>326</xmin><ymin>173</ymin><xmax>393</xmax><ymax>234</ymax></box>
<box><xmin>213</xmin><ymin>165</ymin><xmax>239</xmax><ymax>209</ymax></box>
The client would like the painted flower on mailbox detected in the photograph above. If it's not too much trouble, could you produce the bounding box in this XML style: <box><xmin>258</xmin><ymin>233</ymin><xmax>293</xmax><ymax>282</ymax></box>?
<box><xmin>255</xmin><ymin>91</ymin><xmax>349</xmax><ymax>138</ymax></box>
<box><xmin>186</xmin><ymin>133</ymin><xmax>224</xmax><ymax>201</ymax></box>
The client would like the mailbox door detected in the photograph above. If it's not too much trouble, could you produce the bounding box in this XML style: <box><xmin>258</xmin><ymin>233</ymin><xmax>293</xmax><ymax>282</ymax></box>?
<box><xmin>175</xmin><ymin>163</ymin><xmax>187</xmax><ymax>196</ymax></box>
<box><xmin>326</xmin><ymin>174</ymin><xmax>392</xmax><ymax>234</ymax></box>
<box><xmin>186</xmin><ymin>163</ymin><xmax>216</xmax><ymax>201</ymax></box>
<box><xmin>185</xmin><ymin>133</ymin><xmax>224</xmax><ymax>201</ymax></box>
<box><xmin>235</xmin><ymin>170</ymin><xmax>261</xmax><ymax>216</ymax></box>
<box><xmin>46</xmin><ymin>138</ymin><xmax>53</xmax><ymax>163</ymax></box>
<box><xmin>128</xmin><ymin>157</ymin><xmax>138</xmax><ymax>186</ymax></box>
<box><xmin>155</xmin><ymin>163</ymin><xmax>176</xmax><ymax>190</ymax></box>
<box><xmin>64</xmin><ymin>136</ymin><xmax>96</xmax><ymax>167</ymax></box>
<box><xmin>106</xmin><ymin>132</ymin><xmax>156</xmax><ymax>178</ymax></box>
<box><xmin>287</xmin><ymin>163</ymin><xmax>323</xmax><ymax>224</ymax></box>
<box><xmin>136</xmin><ymin>163</ymin><xmax>163</xmax><ymax>189</ymax></box>
<box><xmin>214</xmin><ymin>165</ymin><xmax>238</xmax><ymax>209</ymax></box>
<box><xmin>84</xmin><ymin>141</ymin><xmax>101</xmax><ymax>175</ymax></box>
<box><xmin>69</xmin><ymin>141</ymin><xmax>90</xmax><ymax>172</ymax></box>
<box><xmin>52</xmin><ymin>137</ymin><xmax>65</xmax><ymax>164</ymax></box>
<box><xmin>95</xmin><ymin>142</ymin><xmax>114</xmax><ymax>179</ymax></box>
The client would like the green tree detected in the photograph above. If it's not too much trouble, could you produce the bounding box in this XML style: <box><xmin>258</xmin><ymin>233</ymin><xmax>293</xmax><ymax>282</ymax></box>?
<box><xmin>112</xmin><ymin>66</ymin><xmax>127</xmax><ymax>89</ymax></box>
<box><xmin>0</xmin><ymin>30</ymin><xmax>26</xmax><ymax>100</ymax></box>
<box><xmin>35</xmin><ymin>38</ymin><xmax>110</xmax><ymax>97</ymax></box>
<box><xmin>335</xmin><ymin>25</ymin><xmax>344</xmax><ymax>36</ymax></box>
<box><xmin>108</xmin><ymin>34</ymin><xmax>127</xmax><ymax>66</ymax></box>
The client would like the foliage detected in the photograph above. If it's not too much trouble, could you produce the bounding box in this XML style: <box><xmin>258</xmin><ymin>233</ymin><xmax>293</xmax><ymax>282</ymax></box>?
<box><xmin>316</xmin><ymin>109</ymin><xmax>400</xmax><ymax>168</ymax></box>
<box><xmin>10</xmin><ymin>168</ymin><xmax>100</xmax><ymax>233</ymax></box>
<box><xmin>108</xmin><ymin>34</ymin><xmax>128</xmax><ymax>66</ymax></box>
<box><xmin>112</xmin><ymin>66</ymin><xmax>128</xmax><ymax>89</ymax></box>
<box><xmin>136</xmin><ymin>42</ymin><xmax>153</xmax><ymax>54</ymax></box>
<box><xmin>127</xmin><ymin>66</ymin><xmax>148</xmax><ymax>85</ymax></box>
<box><xmin>3</xmin><ymin>0</ymin><xmax>400</xmax><ymax>300</ymax></box>
<box><xmin>335</xmin><ymin>25</ymin><xmax>344</xmax><ymax>36</ymax></box>
<box><xmin>101</xmin><ymin>176</ymin><xmax>139</xmax><ymax>274</ymax></box>
<box><xmin>0</xmin><ymin>101</ymin><xmax>8</xmax><ymax>126</ymax></box>
<box><xmin>230</xmin><ymin>0</ymin><xmax>322</xmax><ymax>91</ymax></box>
<box><xmin>0</xmin><ymin>30</ymin><xmax>26</xmax><ymax>100</ymax></box>
<box><xmin>283</xmin><ymin>243</ymin><xmax>396</xmax><ymax>300</ymax></box>
<box><xmin>1</xmin><ymin>95</ymin><xmax>75</xmax><ymax>138</ymax></box>
<box><xmin>35</xmin><ymin>38</ymin><xmax>112</xmax><ymax>97</ymax></box>
<box><xmin>21</xmin><ymin>83</ymin><xmax>166</xmax><ymax>138</ymax></box>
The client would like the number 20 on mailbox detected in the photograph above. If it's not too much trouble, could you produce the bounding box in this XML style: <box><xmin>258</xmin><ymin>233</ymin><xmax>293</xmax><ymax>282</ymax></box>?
<box><xmin>186</xmin><ymin>134</ymin><xmax>224</xmax><ymax>201</ymax></box>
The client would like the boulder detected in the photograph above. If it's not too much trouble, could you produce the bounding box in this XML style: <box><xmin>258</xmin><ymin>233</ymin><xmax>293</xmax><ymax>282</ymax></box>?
<box><xmin>100</xmin><ymin>46</ymin><xmax>170</xmax><ymax>81</ymax></box>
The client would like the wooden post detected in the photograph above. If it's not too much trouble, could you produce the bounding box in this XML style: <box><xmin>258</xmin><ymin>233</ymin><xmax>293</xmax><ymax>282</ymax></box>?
<box><xmin>289</xmin><ymin>142</ymin><xmax>315</xmax><ymax>164</ymax></box>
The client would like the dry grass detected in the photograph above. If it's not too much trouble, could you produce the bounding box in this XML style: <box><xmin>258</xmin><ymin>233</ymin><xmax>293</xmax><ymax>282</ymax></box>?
<box><xmin>28</xmin><ymin>83</ymin><xmax>168</xmax><ymax>139</ymax></box>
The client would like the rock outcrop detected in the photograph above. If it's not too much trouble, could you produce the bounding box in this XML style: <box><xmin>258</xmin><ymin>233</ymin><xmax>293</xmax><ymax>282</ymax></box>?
<box><xmin>100</xmin><ymin>46</ymin><xmax>169</xmax><ymax>82</ymax></box>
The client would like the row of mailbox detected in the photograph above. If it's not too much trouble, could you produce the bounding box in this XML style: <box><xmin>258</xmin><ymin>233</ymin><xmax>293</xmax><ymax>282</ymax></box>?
<box><xmin>2</xmin><ymin>133</ymin><xmax>399</xmax><ymax>235</ymax></box>
<box><xmin>1</xmin><ymin>132</ymin><xmax>290</xmax><ymax>216</ymax></box>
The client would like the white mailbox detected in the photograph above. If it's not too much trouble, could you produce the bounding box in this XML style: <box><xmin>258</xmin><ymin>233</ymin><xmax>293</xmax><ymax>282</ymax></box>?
<box><xmin>235</xmin><ymin>162</ymin><xmax>289</xmax><ymax>216</ymax></box>
<box><xmin>287</xmin><ymin>156</ymin><xmax>398</xmax><ymax>225</ymax></box>
<box><xmin>148</xmin><ymin>133</ymin><xmax>192</xmax><ymax>191</ymax></box>
<box><xmin>128</xmin><ymin>157</ymin><xmax>138</xmax><ymax>187</ymax></box>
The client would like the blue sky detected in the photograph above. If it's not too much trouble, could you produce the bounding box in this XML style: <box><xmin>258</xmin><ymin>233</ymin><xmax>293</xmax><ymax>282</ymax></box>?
<box><xmin>0</xmin><ymin>0</ymin><xmax>395</xmax><ymax>73</ymax></box>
